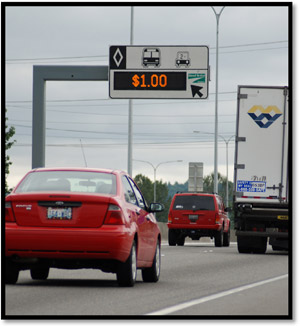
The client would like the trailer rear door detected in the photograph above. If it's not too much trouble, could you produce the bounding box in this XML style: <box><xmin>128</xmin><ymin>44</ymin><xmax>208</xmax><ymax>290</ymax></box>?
<box><xmin>234</xmin><ymin>86</ymin><xmax>288</xmax><ymax>203</ymax></box>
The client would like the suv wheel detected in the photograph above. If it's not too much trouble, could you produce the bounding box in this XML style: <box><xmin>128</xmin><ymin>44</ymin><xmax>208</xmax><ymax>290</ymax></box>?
<box><xmin>177</xmin><ymin>236</ymin><xmax>185</xmax><ymax>246</ymax></box>
<box><xmin>168</xmin><ymin>229</ymin><xmax>177</xmax><ymax>246</ymax></box>
<box><xmin>6</xmin><ymin>259</ymin><xmax>19</xmax><ymax>285</ymax></box>
<box><xmin>215</xmin><ymin>228</ymin><xmax>223</xmax><ymax>247</ymax></box>
<box><xmin>223</xmin><ymin>227</ymin><xmax>230</xmax><ymax>247</ymax></box>
<box><xmin>31</xmin><ymin>267</ymin><xmax>50</xmax><ymax>280</ymax></box>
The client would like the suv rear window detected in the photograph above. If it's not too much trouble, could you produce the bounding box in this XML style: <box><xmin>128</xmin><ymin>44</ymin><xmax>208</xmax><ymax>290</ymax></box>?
<box><xmin>173</xmin><ymin>195</ymin><xmax>215</xmax><ymax>211</ymax></box>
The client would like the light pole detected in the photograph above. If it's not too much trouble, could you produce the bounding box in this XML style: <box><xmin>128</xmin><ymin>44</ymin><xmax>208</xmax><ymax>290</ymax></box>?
<box><xmin>128</xmin><ymin>6</ymin><xmax>134</xmax><ymax>176</ymax></box>
<box><xmin>133</xmin><ymin>159</ymin><xmax>183</xmax><ymax>202</ymax></box>
<box><xmin>193</xmin><ymin>131</ymin><xmax>234</xmax><ymax>206</ymax></box>
<box><xmin>218</xmin><ymin>134</ymin><xmax>235</xmax><ymax>207</ymax></box>
<box><xmin>211</xmin><ymin>6</ymin><xmax>225</xmax><ymax>194</ymax></box>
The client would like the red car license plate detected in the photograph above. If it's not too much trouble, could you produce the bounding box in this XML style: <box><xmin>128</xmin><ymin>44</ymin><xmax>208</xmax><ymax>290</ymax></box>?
<box><xmin>47</xmin><ymin>207</ymin><xmax>72</xmax><ymax>220</ymax></box>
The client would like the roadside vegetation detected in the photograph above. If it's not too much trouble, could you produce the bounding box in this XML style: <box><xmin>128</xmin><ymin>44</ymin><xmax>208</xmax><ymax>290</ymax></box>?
<box><xmin>5</xmin><ymin>108</ymin><xmax>16</xmax><ymax>194</ymax></box>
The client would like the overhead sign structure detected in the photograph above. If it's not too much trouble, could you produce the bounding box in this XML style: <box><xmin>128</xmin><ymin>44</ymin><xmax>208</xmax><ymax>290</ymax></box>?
<box><xmin>188</xmin><ymin>162</ymin><xmax>204</xmax><ymax>192</ymax></box>
<box><xmin>109</xmin><ymin>46</ymin><xmax>209</xmax><ymax>99</ymax></box>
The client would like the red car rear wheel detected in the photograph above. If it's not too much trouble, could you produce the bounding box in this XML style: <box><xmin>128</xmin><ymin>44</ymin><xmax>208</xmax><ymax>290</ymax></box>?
<box><xmin>117</xmin><ymin>240</ymin><xmax>137</xmax><ymax>287</ymax></box>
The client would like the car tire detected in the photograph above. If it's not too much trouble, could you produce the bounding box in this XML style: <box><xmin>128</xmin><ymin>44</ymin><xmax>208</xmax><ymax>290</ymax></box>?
<box><xmin>168</xmin><ymin>229</ymin><xmax>177</xmax><ymax>246</ymax></box>
<box><xmin>6</xmin><ymin>259</ymin><xmax>19</xmax><ymax>285</ymax></box>
<box><xmin>142</xmin><ymin>240</ymin><xmax>161</xmax><ymax>283</ymax></box>
<box><xmin>223</xmin><ymin>227</ymin><xmax>231</xmax><ymax>247</ymax></box>
<box><xmin>30</xmin><ymin>267</ymin><xmax>50</xmax><ymax>280</ymax></box>
<box><xmin>214</xmin><ymin>228</ymin><xmax>223</xmax><ymax>247</ymax></box>
<box><xmin>117</xmin><ymin>240</ymin><xmax>137</xmax><ymax>287</ymax></box>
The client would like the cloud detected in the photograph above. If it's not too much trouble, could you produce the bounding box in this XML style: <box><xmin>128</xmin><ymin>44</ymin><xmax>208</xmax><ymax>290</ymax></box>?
<box><xmin>5</xmin><ymin>4</ymin><xmax>289</xmax><ymax>188</ymax></box>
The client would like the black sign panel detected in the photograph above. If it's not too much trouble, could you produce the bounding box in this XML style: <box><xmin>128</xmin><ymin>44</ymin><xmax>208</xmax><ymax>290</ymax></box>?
<box><xmin>109</xmin><ymin>46</ymin><xmax>127</xmax><ymax>70</ymax></box>
<box><xmin>113</xmin><ymin>71</ymin><xmax>186</xmax><ymax>91</ymax></box>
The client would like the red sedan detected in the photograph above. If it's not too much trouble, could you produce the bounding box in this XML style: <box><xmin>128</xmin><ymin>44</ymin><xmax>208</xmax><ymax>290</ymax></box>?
<box><xmin>5</xmin><ymin>168</ymin><xmax>163</xmax><ymax>287</ymax></box>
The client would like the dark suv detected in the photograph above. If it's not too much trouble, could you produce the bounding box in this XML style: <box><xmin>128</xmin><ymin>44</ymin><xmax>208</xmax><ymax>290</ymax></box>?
<box><xmin>167</xmin><ymin>193</ymin><xmax>231</xmax><ymax>247</ymax></box>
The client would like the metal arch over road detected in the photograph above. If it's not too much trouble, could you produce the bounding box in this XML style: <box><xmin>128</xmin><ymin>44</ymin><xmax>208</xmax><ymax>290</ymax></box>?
<box><xmin>32</xmin><ymin>65</ymin><xmax>108</xmax><ymax>169</ymax></box>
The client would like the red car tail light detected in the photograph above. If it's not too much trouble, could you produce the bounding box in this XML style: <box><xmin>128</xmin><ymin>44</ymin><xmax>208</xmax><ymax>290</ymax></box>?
<box><xmin>5</xmin><ymin>201</ymin><xmax>16</xmax><ymax>222</ymax></box>
<box><xmin>104</xmin><ymin>204</ymin><xmax>125</xmax><ymax>225</ymax></box>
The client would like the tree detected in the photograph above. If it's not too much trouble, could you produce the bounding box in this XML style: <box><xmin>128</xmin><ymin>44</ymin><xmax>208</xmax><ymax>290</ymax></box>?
<box><xmin>134</xmin><ymin>174</ymin><xmax>171</xmax><ymax>222</ymax></box>
<box><xmin>167</xmin><ymin>180</ymin><xmax>188</xmax><ymax>198</ymax></box>
<box><xmin>5</xmin><ymin>109</ymin><xmax>16</xmax><ymax>194</ymax></box>
<box><xmin>203</xmin><ymin>172</ymin><xmax>233</xmax><ymax>205</ymax></box>
<box><xmin>203</xmin><ymin>172</ymin><xmax>234</xmax><ymax>222</ymax></box>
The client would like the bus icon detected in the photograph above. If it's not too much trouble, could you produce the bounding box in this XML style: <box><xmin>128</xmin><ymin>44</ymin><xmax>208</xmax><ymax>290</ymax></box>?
<box><xmin>142</xmin><ymin>48</ymin><xmax>160</xmax><ymax>68</ymax></box>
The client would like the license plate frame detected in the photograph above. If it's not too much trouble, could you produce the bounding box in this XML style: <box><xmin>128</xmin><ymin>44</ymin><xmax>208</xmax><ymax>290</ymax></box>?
<box><xmin>47</xmin><ymin>207</ymin><xmax>72</xmax><ymax>220</ymax></box>
<box><xmin>189</xmin><ymin>214</ymin><xmax>198</xmax><ymax>222</ymax></box>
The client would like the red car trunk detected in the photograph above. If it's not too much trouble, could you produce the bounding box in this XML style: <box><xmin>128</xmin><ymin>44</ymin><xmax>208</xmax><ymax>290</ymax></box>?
<box><xmin>10</xmin><ymin>193</ymin><xmax>111</xmax><ymax>228</ymax></box>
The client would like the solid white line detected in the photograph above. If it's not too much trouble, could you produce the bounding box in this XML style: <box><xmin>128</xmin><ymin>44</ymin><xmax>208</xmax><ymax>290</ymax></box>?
<box><xmin>146</xmin><ymin>274</ymin><xmax>288</xmax><ymax>315</ymax></box>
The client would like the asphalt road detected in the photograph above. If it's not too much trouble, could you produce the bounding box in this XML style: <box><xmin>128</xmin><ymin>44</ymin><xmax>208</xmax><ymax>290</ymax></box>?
<box><xmin>4</xmin><ymin>242</ymin><xmax>290</xmax><ymax>318</ymax></box>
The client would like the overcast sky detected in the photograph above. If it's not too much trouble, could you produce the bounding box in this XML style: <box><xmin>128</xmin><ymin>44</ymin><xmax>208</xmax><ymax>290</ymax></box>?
<box><xmin>5</xmin><ymin>3</ymin><xmax>290</xmax><ymax>189</ymax></box>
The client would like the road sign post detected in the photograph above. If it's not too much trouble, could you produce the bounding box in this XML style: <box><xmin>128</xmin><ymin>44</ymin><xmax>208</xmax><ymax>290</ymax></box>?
<box><xmin>109</xmin><ymin>46</ymin><xmax>209</xmax><ymax>99</ymax></box>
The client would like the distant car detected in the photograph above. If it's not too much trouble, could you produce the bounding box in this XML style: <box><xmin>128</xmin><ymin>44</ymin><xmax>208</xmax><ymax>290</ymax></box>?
<box><xmin>5</xmin><ymin>167</ymin><xmax>164</xmax><ymax>287</ymax></box>
<box><xmin>167</xmin><ymin>193</ymin><xmax>231</xmax><ymax>247</ymax></box>
<box><xmin>175</xmin><ymin>51</ymin><xmax>190</xmax><ymax>67</ymax></box>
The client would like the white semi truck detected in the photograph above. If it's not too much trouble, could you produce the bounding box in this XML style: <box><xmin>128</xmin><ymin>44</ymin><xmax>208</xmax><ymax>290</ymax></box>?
<box><xmin>233</xmin><ymin>86</ymin><xmax>289</xmax><ymax>254</ymax></box>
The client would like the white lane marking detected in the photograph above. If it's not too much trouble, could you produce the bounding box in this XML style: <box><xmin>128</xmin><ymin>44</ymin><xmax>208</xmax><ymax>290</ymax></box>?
<box><xmin>146</xmin><ymin>274</ymin><xmax>288</xmax><ymax>315</ymax></box>
<box><xmin>161</xmin><ymin>242</ymin><xmax>237</xmax><ymax>246</ymax></box>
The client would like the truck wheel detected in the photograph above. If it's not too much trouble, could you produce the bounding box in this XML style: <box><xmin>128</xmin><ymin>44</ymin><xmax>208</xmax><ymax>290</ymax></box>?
<box><xmin>215</xmin><ymin>228</ymin><xmax>223</xmax><ymax>247</ymax></box>
<box><xmin>237</xmin><ymin>236</ymin><xmax>252</xmax><ymax>253</ymax></box>
<box><xmin>223</xmin><ymin>228</ymin><xmax>231</xmax><ymax>247</ymax></box>
<box><xmin>252</xmin><ymin>237</ymin><xmax>267</xmax><ymax>254</ymax></box>
<box><xmin>6</xmin><ymin>259</ymin><xmax>19</xmax><ymax>284</ymax></box>
<box><xmin>30</xmin><ymin>267</ymin><xmax>50</xmax><ymax>280</ymax></box>
<box><xmin>168</xmin><ymin>229</ymin><xmax>177</xmax><ymax>246</ymax></box>
<box><xmin>142</xmin><ymin>240</ymin><xmax>161</xmax><ymax>282</ymax></box>
<box><xmin>117</xmin><ymin>240</ymin><xmax>137</xmax><ymax>287</ymax></box>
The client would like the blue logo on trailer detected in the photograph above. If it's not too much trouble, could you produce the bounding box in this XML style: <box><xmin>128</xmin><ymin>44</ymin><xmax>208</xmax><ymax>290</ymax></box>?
<box><xmin>248</xmin><ymin>105</ymin><xmax>282</xmax><ymax>128</ymax></box>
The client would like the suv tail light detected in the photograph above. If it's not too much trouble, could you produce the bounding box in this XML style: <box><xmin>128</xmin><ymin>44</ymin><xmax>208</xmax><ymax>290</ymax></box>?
<box><xmin>5</xmin><ymin>202</ymin><xmax>16</xmax><ymax>222</ymax></box>
<box><xmin>104</xmin><ymin>204</ymin><xmax>125</xmax><ymax>225</ymax></box>
<box><xmin>168</xmin><ymin>211</ymin><xmax>173</xmax><ymax>223</ymax></box>
<box><xmin>215</xmin><ymin>213</ymin><xmax>221</xmax><ymax>224</ymax></box>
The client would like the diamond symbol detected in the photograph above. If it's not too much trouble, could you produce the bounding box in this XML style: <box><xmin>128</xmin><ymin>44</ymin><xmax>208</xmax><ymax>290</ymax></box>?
<box><xmin>113</xmin><ymin>48</ymin><xmax>123</xmax><ymax>67</ymax></box>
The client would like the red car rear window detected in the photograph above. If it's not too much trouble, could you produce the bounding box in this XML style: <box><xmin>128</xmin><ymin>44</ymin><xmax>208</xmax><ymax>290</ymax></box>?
<box><xmin>172</xmin><ymin>195</ymin><xmax>215</xmax><ymax>211</ymax></box>
<box><xmin>14</xmin><ymin>171</ymin><xmax>117</xmax><ymax>195</ymax></box>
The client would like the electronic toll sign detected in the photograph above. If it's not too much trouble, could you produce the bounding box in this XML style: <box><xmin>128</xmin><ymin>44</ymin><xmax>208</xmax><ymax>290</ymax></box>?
<box><xmin>109</xmin><ymin>46</ymin><xmax>209</xmax><ymax>99</ymax></box>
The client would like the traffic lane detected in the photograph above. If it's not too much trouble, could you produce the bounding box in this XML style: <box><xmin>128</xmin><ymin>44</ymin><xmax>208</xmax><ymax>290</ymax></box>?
<box><xmin>160</xmin><ymin>242</ymin><xmax>289</xmax><ymax>294</ymax></box>
<box><xmin>149</xmin><ymin>275</ymin><xmax>288</xmax><ymax>316</ymax></box>
<box><xmin>5</xmin><ymin>243</ymin><xmax>289</xmax><ymax>316</ymax></box>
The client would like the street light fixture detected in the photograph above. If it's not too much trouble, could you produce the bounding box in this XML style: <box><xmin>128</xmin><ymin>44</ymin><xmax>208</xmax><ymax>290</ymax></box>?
<box><xmin>211</xmin><ymin>6</ymin><xmax>225</xmax><ymax>194</ymax></box>
<box><xmin>193</xmin><ymin>130</ymin><xmax>234</xmax><ymax>206</ymax></box>
<box><xmin>133</xmin><ymin>159</ymin><xmax>183</xmax><ymax>202</ymax></box>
